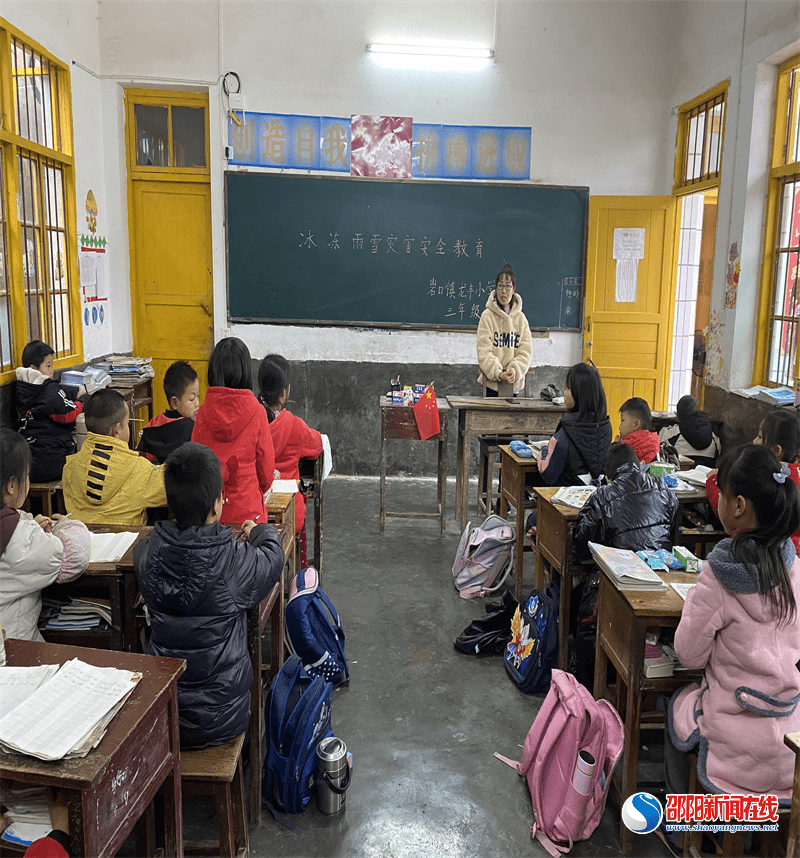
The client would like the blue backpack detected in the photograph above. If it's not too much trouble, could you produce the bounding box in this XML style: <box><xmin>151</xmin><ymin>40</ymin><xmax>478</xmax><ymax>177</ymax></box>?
<box><xmin>503</xmin><ymin>584</ymin><xmax>559</xmax><ymax>693</ymax></box>
<box><xmin>262</xmin><ymin>654</ymin><xmax>333</xmax><ymax>816</ymax></box>
<box><xmin>285</xmin><ymin>568</ymin><xmax>349</xmax><ymax>687</ymax></box>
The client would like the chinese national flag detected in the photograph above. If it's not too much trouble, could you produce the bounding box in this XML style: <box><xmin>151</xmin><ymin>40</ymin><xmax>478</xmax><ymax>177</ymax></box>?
<box><xmin>414</xmin><ymin>384</ymin><xmax>440</xmax><ymax>441</ymax></box>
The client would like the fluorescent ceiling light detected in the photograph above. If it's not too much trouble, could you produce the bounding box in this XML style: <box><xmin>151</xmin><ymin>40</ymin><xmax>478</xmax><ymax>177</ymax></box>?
<box><xmin>367</xmin><ymin>43</ymin><xmax>493</xmax><ymax>60</ymax></box>
<box><xmin>366</xmin><ymin>40</ymin><xmax>494</xmax><ymax>72</ymax></box>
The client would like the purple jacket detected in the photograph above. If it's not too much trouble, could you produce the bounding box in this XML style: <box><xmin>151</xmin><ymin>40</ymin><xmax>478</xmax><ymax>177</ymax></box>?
<box><xmin>668</xmin><ymin>537</ymin><xmax>800</xmax><ymax>800</ymax></box>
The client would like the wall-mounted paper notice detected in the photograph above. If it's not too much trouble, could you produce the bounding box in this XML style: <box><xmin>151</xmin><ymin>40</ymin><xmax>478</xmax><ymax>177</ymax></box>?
<box><xmin>613</xmin><ymin>227</ymin><xmax>645</xmax><ymax>302</ymax></box>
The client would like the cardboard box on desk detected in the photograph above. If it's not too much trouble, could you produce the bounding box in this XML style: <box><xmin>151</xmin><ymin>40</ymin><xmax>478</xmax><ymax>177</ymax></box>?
<box><xmin>650</xmin><ymin>461</ymin><xmax>677</xmax><ymax>478</ymax></box>
<box><xmin>673</xmin><ymin>545</ymin><xmax>699</xmax><ymax>574</ymax></box>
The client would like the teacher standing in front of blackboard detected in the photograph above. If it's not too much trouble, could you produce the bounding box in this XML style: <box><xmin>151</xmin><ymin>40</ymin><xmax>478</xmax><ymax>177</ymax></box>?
<box><xmin>476</xmin><ymin>263</ymin><xmax>533</xmax><ymax>397</ymax></box>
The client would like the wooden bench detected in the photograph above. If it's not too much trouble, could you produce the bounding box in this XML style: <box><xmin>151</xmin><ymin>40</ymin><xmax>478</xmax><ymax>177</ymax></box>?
<box><xmin>181</xmin><ymin>733</ymin><xmax>248</xmax><ymax>857</ymax></box>
<box><xmin>26</xmin><ymin>480</ymin><xmax>65</xmax><ymax>517</ymax></box>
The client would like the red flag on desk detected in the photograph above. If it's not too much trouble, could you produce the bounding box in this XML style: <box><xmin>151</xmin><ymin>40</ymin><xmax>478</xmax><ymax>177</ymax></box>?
<box><xmin>414</xmin><ymin>384</ymin><xmax>440</xmax><ymax>441</ymax></box>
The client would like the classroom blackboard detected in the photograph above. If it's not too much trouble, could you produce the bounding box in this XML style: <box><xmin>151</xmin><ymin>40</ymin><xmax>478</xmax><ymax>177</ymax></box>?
<box><xmin>226</xmin><ymin>173</ymin><xmax>588</xmax><ymax>330</ymax></box>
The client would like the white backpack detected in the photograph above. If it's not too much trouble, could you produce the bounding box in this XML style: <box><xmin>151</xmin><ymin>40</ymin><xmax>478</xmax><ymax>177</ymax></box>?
<box><xmin>452</xmin><ymin>514</ymin><xmax>516</xmax><ymax>599</ymax></box>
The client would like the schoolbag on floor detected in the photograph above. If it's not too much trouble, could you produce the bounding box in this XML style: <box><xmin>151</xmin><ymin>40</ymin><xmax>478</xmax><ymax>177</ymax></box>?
<box><xmin>454</xmin><ymin>591</ymin><xmax>519</xmax><ymax>656</ymax></box>
<box><xmin>503</xmin><ymin>584</ymin><xmax>558</xmax><ymax>693</ymax></box>
<box><xmin>452</xmin><ymin>515</ymin><xmax>515</xmax><ymax>599</ymax></box>
<box><xmin>262</xmin><ymin>654</ymin><xmax>333</xmax><ymax>816</ymax></box>
<box><xmin>494</xmin><ymin>669</ymin><xmax>624</xmax><ymax>856</ymax></box>
<box><xmin>285</xmin><ymin>567</ymin><xmax>349</xmax><ymax>687</ymax></box>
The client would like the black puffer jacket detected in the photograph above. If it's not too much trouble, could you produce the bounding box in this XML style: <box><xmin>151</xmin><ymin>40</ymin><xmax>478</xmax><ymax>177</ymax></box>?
<box><xmin>573</xmin><ymin>462</ymin><xmax>679</xmax><ymax>562</ymax></box>
<box><xmin>540</xmin><ymin>412</ymin><xmax>612</xmax><ymax>486</ymax></box>
<box><xmin>134</xmin><ymin>520</ymin><xmax>284</xmax><ymax>749</ymax></box>
<box><xmin>15</xmin><ymin>369</ymin><xmax>83</xmax><ymax>481</ymax></box>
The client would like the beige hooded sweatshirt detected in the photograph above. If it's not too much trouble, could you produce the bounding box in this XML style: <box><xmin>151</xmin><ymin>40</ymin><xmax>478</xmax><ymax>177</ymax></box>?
<box><xmin>476</xmin><ymin>291</ymin><xmax>533</xmax><ymax>394</ymax></box>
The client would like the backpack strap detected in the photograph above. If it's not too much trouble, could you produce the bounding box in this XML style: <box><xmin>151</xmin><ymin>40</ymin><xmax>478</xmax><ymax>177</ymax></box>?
<box><xmin>532</xmin><ymin>823</ymin><xmax>572</xmax><ymax>857</ymax></box>
<box><xmin>493</xmin><ymin>752</ymin><xmax>522</xmax><ymax>773</ymax></box>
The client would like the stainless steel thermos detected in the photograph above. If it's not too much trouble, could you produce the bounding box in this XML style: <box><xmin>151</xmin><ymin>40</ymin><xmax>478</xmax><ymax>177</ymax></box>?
<box><xmin>316</xmin><ymin>737</ymin><xmax>350</xmax><ymax>814</ymax></box>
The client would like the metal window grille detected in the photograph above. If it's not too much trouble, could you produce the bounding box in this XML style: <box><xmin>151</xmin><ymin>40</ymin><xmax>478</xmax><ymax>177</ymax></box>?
<box><xmin>678</xmin><ymin>93</ymin><xmax>726</xmax><ymax>188</ymax></box>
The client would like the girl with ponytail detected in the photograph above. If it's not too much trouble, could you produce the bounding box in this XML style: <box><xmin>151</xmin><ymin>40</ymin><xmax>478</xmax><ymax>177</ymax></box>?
<box><xmin>258</xmin><ymin>355</ymin><xmax>324</xmax><ymax>567</ymax></box>
<box><xmin>666</xmin><ymin>444</ymin><xmax>800</xmax><ymax>810</ymax></box>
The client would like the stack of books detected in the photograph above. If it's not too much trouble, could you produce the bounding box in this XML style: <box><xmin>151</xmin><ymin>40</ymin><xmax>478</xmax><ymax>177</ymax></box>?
<box><xmin>0</xmin><ymin>784</ymin><xmax>52</xmax><ymax>847</ymax></box>
<box><xmin>59</xmin><ymin>365</ymin><xmax>111</xmax><ymax>393</ymax></box>
<box><xmin>588</xmin><ymin>542</ymin><xmax>667</xmax><ymax>590</ymax></box>
<box><xmin>45</xmin><ymin>597</ymin><xmax>112</xmax><ymax>632</ymax></box>
<box><xmin>0</xmin><ymin>658</ymin><xmax>141</xmax><ymax>761</ymax></box>
<box><xmin>97</xmin><ymin>355</ymin><xmax>154</xmax><ymax>385</ymax></box>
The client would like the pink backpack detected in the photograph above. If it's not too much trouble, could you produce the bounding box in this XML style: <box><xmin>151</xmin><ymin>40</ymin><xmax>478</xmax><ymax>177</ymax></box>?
<box><xmin>494</xmin><ymin>670</ymin><xmax>624</xmax><ymax>856</ymax></box>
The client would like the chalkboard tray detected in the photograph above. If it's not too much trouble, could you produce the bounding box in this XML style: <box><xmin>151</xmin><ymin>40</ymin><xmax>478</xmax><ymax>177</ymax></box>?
<box><xmin>226</xmin><ymin>172</ymin><xmax>588</xmax><ymax>331</ymax></box>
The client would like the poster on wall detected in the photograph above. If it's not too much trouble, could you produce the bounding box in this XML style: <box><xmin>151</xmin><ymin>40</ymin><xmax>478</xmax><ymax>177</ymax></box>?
<box><xmin>350</xmin><ymin>115</ymin><xmax>412</xmax><ymax>178</ymax></box>
<box><xmin>80</xmin><ymin>190</ymin><xmax>113</xmax><ymax>359</ymax></box>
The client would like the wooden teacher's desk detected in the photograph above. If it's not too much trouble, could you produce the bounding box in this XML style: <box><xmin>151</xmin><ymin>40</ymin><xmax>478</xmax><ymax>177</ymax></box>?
<box><xmin>1</xmin><ymin>639</ymin><xmax>185</xmax><ymax>858</ymax></box>
<box><xmin>447</xmin><ymin>396</ymin><xmax>567</xmax><ymax>530</ymax></box>
<box><xmin>531</xmin><ymin>487</ymin><xmax>581</xmax><ymax>671</ymax></box>
<box><xmin>593</xmin><ymin>567</ymin><xmax>699</xmax><ymax>855</ymax></box>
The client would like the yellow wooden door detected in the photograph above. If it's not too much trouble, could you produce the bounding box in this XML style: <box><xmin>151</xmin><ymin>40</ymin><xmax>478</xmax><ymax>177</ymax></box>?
<box><xmin>130</xmin><ymin>180</ymin><xmax>213</xmax><ymax>414</ymax></box>
<box><xmin>126</xmin><ymin>90</ymin><xmax>213</xmax><ymax>419</ymax></box>
<box><xmin>584</xmin><ymin>196</ymin><xmax>678</xmax><ymax>423</ymax></box>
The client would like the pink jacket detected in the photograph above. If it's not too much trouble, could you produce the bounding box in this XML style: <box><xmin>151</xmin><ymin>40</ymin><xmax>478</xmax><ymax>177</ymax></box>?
<box><xmin>669</xmin><ymin>537</ymin><xmax>800</xmax><ymax>799</ymax></box>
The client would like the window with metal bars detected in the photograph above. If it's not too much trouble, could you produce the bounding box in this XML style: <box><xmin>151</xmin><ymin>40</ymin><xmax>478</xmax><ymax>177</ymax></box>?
<box><xmin>674</xmin><ymin>82</ymin><xmax>727</xmax><ymax>194</ymax></box>
<box><xmin>0</xmin><ymin>20</ymin><xmax>80</xmax><ymax>378</ymax></box>
<box><xmin>757</xmin><ymin>56</ymin><xmax>800</xmax><ymax>387</ymax></box>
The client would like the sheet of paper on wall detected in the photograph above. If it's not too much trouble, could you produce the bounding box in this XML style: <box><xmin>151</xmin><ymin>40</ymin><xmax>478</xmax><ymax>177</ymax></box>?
<box><xmin>95</xmin><ymin>251</ymin><xmax>110</xmax><ymax>299</ymax></box>
<box><xmin>79</xmin><ymin>251</ymin><xmax>97</xmax><ymax>293</ymax></box>
<box><xmin>613</xmin><ymin>227</ymin><xmax>645</xmax><ymax>302</ymax></box>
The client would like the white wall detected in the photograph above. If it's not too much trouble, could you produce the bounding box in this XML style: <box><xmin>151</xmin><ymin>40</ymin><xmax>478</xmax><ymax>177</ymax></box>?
<box><xmin>93</xmin><ymin>0</ymin><xmax>677</xmax><ymax>366</ymax></box>
<box><xmin>11</xmin><ymin>1</ymin><xmax>799</xmax><ymax>381</ymax></box>
<box><xmin>666</xmin><ymin>0</ymin><xmax>800</xmax><ymax>389</ymax></box>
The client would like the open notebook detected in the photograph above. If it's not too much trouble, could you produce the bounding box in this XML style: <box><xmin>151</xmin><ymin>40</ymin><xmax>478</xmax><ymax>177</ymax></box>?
<box><xmin>89</xmin><ymin>531</ymin><xmax>139</xmax><ymax>564</ymax></box>
<box><xmin>0</xmin><ymin>659</ymin><xmax>141</xmax><ymax>761</ymax></box>
<box><xmin>589</xmin><ymin>542</ymin><xmax>667</xmax><ymax>590</ymax></box>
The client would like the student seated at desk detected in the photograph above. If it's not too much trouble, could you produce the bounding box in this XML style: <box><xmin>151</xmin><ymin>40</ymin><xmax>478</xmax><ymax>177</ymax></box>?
<box><xmin>192</xmin><ymin>337</ymin><xmax>275</xmax><ymax>526</ymax></box>
<box><xmin>137</xmin><ymin>360</ymin><xmax>200</xmax><ymax>464</ymax></box>
<box><xmin>15</xmin><ymin>340</ymin><xmax>88</xmax><ymax>482</ymax></box>
<box><xmin>0</xmin><ymin>429</ymin><xmax>89</xmax><ymax>642</ymax></box>
<box><xmin>537</xmin><ymin>362</ymin><xmax>612</xmax><ymax>486</ymax></box>
<box><xmin>258</xmin><ymin>354</ymin><xmax>324</xmax><ymax>567</ymax></box>
<box><xmin>62</xmin><ymin>389</ymin><xmax>167</xmax><ymax>525</ymax></box>
<box><xmin>134</xmin><ymin>442</ymin><xmax>284</xmax><ymax>750</ymax></box>
<box><xmin>706</xmin><ymin>410</ymin><xmax>800</xmax><ymax>550</ymax></box>
<box><xmin>658</xmin><ymin>394</ymin><xmax>720</xmax><ymax>468</ymax></box>
<box><xmin>663</xmin><ymin>445</ymin><xmax>800</xmax><ymax>854</ymax></box>
<box><xmin>572</xmin><ymin>442</ymin><xmax>678</xmax><ymax>562</ymax></box>
<box><xmin>615</xmin><ymin>396</ymin><xmax>660</xmax><ymax>465</ymax></box>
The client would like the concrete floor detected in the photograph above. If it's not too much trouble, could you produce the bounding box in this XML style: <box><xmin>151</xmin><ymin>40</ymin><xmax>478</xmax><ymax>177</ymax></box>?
<box><xmin>130</xmin><ymin>476</ymin><xmax>674</xmax><ymax>857</ymax></box>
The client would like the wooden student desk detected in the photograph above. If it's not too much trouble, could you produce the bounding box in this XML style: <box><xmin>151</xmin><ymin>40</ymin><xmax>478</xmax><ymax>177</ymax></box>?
<box><xmin>0</xmin><ymin>639</ymin><xmax>185</xmax><ymax>858</ymax></box>
<box><xmin>496</xmin><ymin>445</ymin><xmax>540</xmax><ymax>601</ymax></box>
<box><xmin>266</xmin><ymin>492</ymin><xmax>296</xmax><ymax>577</ymax></box>
<box><xmin>448</xmin><ymin>396</ymin><xmax>567</xmax><ymax>530</ymax></box>
<box><xmin>299</xmin><ymin>450</ymin><xmax>324</xmax><ymax>574</ymax></box>
<box><xmin>379</xmin><ymin>395</ymin><xmax>450</xmax><ymax>534</ymax></box>
<box><xmin>42</xmin><ymin>525</ymin><xmax>150</xmax><ymax>653</ymax></box>
<box><xmin>593</xmin><ymin>567</ymin><xmax>699</xmax><ymax>855</ymax></box>
<box><xmin>531</xmin><ymin>487</ymin><xmax>581</xmax><ymax>671</ymax></box>
<box><xmin>246</xmin><ymin>529</ymin><xmax>285</xmax><ymax>822</ymax></box>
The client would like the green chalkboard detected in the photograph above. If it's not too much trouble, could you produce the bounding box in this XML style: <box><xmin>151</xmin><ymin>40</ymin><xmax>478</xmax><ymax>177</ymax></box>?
<box><xmin>226</xmin><ymin>172</ymin><xmax>588</xmax><ymax>330</ymax></box>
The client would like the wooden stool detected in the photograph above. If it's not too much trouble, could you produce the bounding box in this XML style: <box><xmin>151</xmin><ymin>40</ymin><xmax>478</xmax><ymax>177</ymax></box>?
<box><xmin>685</xmin><ymin>752</ymin><xmax>790</xmax><ymax>858</ymax></box>
<box><xmin>181</xmin><ymin>733</ymin><xmax>248</xmax><ymax>857</ymax></box>
<box><xmin>477</xmin><ymin>435</ymin><xmax>527</xmax><ymax>518</ymax></box>
<box><xmin>477</xmin><ymin>436</ymin><xmax>503</xmax><ymax>517</ymax></box>
<box><xmin>785</xmin><ymin>731</ymin><xmax>800</xmax><ymax>858</ymax></box>
<box><xmin>26</xmin><ymin>480</ymin><xmax>64</xmax><ymax>517</ymax></box>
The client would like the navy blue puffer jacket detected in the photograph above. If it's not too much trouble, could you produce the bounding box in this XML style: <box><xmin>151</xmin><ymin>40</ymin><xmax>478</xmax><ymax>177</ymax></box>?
<box><xmin>134</xmin><ymin>520</ymin><xmax>284</xmax><ymax>749</ymax></box>
<box><xmin>572</xmin><ymin>462</ymin><xmax>679</xmax><ymax>562</ymax></box>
